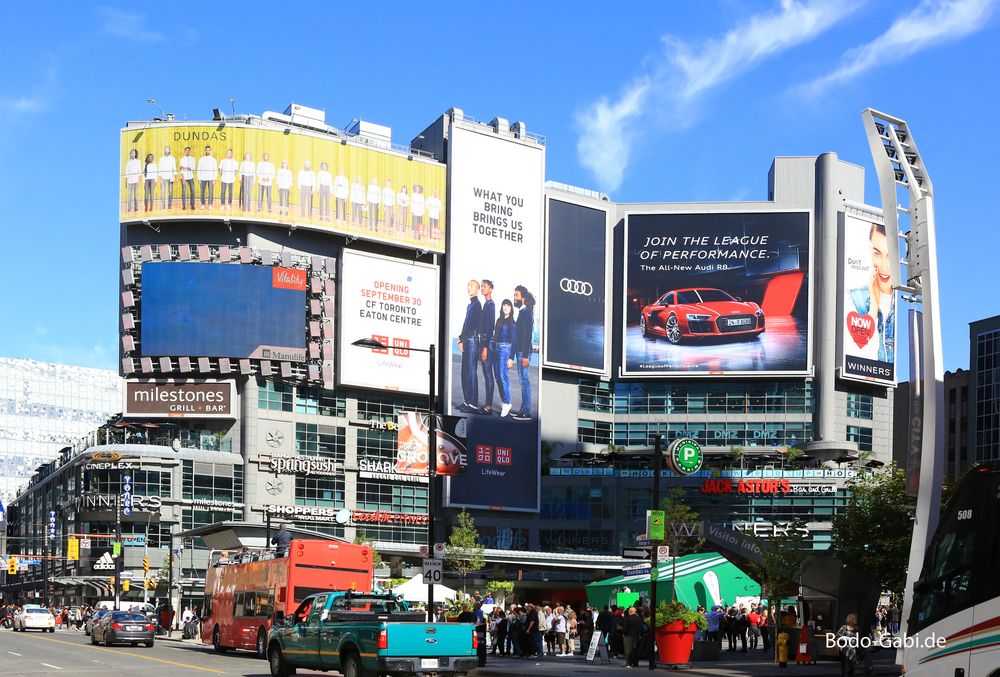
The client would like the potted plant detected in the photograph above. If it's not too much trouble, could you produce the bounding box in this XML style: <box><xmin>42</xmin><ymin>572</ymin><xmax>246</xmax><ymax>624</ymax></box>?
<box><xmin>653</xmin><ymin>600</ymin><xmax>707</xmax><ymax>665</ymax></box>
<box><xmin>444</xmin><ymin>596</ymin><xmax>471</xmax><ymax>622</ymax></box>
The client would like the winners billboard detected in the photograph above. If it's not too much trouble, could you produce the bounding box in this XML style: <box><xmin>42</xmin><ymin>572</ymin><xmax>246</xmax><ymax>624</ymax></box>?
<box><xmin>543</xmin><ymin>198</ymin><xmax>609</xmax><ymax>374</ymax></box>
<box><xmin>840</xmin><ymin>213</ymin><xmax>896</xmax><ymax>385</ymax></box>
<box><xmin>120</xmin><ymin>123</ymin><xmax>447</xmax><ymax>252</ymax></box>
<box><xmin>444</xmin><ymin>121</ymin><xmax>544</xmax><ymax>513</ymax></box>
<box><xmin>623</xmin><ymin>211</ymin><xmax>811</xmax><ymax>376</ymax></box>
<box><xmin>338</xmin><ymin>250</ymin><xmax>439</xmax><ymax>395</ymax></box>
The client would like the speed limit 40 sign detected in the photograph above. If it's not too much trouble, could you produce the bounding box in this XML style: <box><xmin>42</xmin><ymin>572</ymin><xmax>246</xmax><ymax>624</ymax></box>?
<box><xmin>422</xmin><ymin>558</ymin><xmax>443</xmax><ymax>583</ymax></box>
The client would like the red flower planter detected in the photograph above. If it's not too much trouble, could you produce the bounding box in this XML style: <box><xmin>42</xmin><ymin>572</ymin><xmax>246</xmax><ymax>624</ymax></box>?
<box><xmin>654</xmin><ymin>621</ymin><xmax>698</xmax><ymax>664</ymax></box>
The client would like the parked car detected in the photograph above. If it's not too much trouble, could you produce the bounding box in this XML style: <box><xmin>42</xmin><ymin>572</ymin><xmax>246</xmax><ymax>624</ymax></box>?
<box><xmin>90</xmin><ymin>610</ymin><xmax>155</xmax><ymax>647</ymax></box>
<box><xmin>84</xmin><ymin>608</ymin><xmax>110</xmax><ymax>636</ymax></box>
<box><xmin>13</xmin><ymin>607</ymin><xmax>55</xmax><ymax>632</ymax></box>
<box><xmin>639</xmin><ymin>288</ymin><xmax>765</xmax><ymax>344</ymax></box>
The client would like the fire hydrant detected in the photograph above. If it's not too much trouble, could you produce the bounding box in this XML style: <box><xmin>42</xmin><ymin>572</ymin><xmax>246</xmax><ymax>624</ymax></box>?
<box><xmin>777</xmin><ymin>632</ymin><xmax>789</xmax><ymax>668</ymax></box>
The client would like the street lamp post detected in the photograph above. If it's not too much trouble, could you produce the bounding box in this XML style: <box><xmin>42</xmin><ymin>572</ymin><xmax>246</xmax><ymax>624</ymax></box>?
<box><xmin>352</xmin><ymin>338</ymin><xmax>438</xmax><ymax>622</ymax></box>
<box><xmin>649</xmin><ymin>434</ymin><xmax>661</xmax><ymax>671</ymax></box>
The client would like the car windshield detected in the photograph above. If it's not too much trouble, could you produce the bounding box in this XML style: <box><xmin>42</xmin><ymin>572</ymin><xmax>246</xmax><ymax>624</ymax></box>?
<box><xmin>675</xmin><ymin>290</ymin><xmax>702</xmax><ymax>304</ymax></box>
<box><xmin>696</xmin><ymin>289</ymin><xmax>736</xmax><ymax>303</ymax></box>
<box><xmin>112</xmin><ymin>612</ymin><xmax>148</xmax><ymax>621</ymax></box>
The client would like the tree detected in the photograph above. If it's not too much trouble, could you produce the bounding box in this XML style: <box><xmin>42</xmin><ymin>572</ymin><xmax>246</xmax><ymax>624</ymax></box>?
<box><xmin>831</xmin><ymin>463</ymin><xmax>914</xmax><ymax>596</ymax></box>
<box><xmin>747</xmin><ymin>523</ymin><xmax>810</xmax><ymax>663</ymax></box>
<box><xmin>445</xmin><ymin>510</ymin><xmax>485</xmax><ymax>594</ymax></box>
<box><xmin>353</xmin><ymin>528</ymin><xmax>383</xmax><ymax>569</ymax></box>
<box><xmin>486</xmin><ymin>580</ymin><xmax>515</xmax><ymax>607</ymax></box>
<box><xmin>659</xmin><ymin>487</ymin><xmax>705</xmax><ymax>601</ymax></box>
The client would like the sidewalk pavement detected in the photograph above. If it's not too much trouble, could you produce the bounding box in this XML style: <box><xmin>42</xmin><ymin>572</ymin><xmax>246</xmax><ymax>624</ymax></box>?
<box><xmin>473</xmin><ymin>651</ymin><xmax>901</xmax><ymax>677</ymax></box>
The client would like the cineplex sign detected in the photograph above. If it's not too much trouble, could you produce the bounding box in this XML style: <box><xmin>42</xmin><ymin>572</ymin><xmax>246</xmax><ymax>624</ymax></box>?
<box><xmin>699</xmin><ymin>479</ymin><xmax>837</xmax><ymax>495</ymax></box>
<box><xmin>123</xmin><ymin>380</ymin><xmax>235</xmax><ymax>418</ymax></box>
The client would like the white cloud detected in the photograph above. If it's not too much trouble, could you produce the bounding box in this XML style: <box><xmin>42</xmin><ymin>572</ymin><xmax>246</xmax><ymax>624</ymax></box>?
<box><xmin>99</xmin><ymin>6</ymin><xmax>165</xmax><ymax>43</ymax></box>
<box><xmin>798</xmin><ymin>0</ymin><xmax>994</xmax><ymax>93</ymax></box>
<box><xmin>575</xmin><ymin>1</ymin><xmax>858</xmax><ymax>193</ymax></box>
<box><xmin>0</xmin><ymin>64</ymin><xmax>57</xmax><ymax>118</ymax></box>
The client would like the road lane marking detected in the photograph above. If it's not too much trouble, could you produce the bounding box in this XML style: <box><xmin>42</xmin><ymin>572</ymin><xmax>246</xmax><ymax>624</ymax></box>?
<box><xmin>41</xmin><ymin>664</ymin><xmax>63</xmax><ymax>669</ymax></box>
<box><xmin>31</xmin><ymin>636</ymin><xmax>224</xmax><ymax>674</ymax></box>
<box><xmin>8</xmin><ymin>651</ymin><xmax>22</xmax><ymax>656</ymax></box>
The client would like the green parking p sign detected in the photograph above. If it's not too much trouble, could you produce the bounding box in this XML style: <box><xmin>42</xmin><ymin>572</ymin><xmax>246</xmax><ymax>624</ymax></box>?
<box><xmin>668</xmin><ymin>438</ymin><xmax>703</xmax><ymax>475</ymax></box>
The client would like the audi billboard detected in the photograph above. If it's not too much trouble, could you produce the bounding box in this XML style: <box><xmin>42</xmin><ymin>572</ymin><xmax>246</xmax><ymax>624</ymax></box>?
<box><xmin>543</xmin><ymin>197</ymin><xmax>609</xmax><ymax>374</ymax></box>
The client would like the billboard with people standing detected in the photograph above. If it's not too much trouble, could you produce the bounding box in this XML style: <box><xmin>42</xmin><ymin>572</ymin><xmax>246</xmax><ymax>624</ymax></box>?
<box><xmin>120</xmin><ymin>123</ymin><xmax>446</xmax><ymax>252</ymax></box>
<box><xmin>443</xmin><ymin>119</ymin><xmax>545</xmax><ymax>512</ymax></box>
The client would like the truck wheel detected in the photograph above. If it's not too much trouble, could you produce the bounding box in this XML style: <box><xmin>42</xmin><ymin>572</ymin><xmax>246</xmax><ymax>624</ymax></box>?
<box><xmin>343</xmin><ymin>652</ymin><xmax>363</xmax><ymax>677</ymax></box>
<box><xmin>269</xmin><ymin>645</ymin><xmax>296</xmax><ymax>677</ymax></box>
<box><xmin>212</xmin><ymin>625</ymin><xmax>228</xmax><ymax>653</ymax></box>
<box><xmin>256</xmin><ymin>628</ymin><xmax>267</xmax><ymax>659</ymax></box>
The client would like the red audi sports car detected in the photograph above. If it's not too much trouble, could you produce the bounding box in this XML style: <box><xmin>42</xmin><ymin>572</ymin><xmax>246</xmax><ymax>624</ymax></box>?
<box><xmin>639</xmin><ymin>288</ymin><xmax>765</xmax><ymax>344</ymax></box>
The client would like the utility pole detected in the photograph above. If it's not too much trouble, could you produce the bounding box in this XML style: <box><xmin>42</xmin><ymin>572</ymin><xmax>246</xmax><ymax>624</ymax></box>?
<box><xmin>167</xmin><ymin>533</ymin><xmax>174</xmax><ymax>636</ymax></box>
<box><xmin>649</xmin><ymin>434</ymin><xmax>661</xmax><ymax>671</ymax></box>
<box><xmin>426</xmin><ymin>344</ymin><xmax>437</xmax><ymax>623</ymax></box>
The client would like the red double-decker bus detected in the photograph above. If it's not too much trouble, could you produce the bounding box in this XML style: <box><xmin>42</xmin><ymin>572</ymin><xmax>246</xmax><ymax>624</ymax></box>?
<box><xmin>201</xmin><ymin>539</ymin><xmax>374</xmax><ymax>657</ymax></box>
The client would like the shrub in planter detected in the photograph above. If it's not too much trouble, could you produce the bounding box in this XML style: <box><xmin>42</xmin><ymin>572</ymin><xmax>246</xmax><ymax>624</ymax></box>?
<box><xmin>653</xmin><ymin>601</ymin><xmax>707</xmax><ymax>664</ymax></box>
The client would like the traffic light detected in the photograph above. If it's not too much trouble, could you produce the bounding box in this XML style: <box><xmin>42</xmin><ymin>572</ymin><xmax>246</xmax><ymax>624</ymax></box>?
<box><xmin>109</xmin><ymin>576</ymin><xmax>115</xmax><ymax>586</ymax></box>
<box><xmin>122</xmin><ymin>579</ymin><xmax>130</xmax><ymax>592</ymax></box>
<box><xmin>143</xmin><ymin>556</ymin><xmax>149</xmax><ymax>573</ymax></box>
<box><xmin>7</xmin><ymin>557</ymin><xmax>16</xmax><ymax>575</ymax></box>
<box><xmin>146</xmin><ymin>578</ymin><xmax>155</xmax><ymax>590</ymax></box>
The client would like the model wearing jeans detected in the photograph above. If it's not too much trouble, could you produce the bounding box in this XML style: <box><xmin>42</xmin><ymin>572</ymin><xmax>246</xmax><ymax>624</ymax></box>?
<box><xmin>158</xmin><ymin>146</ymin><xmax>176</xmax><ymax>210</ymax></box>
<box><xmin>238</xmin><ymin>152</ymin><xmax>255</xmax><ymax>211</ymax></box>
<box><xmin>458</xmin><ymin>280</ymin><xmax>482</xmax><ymax>412</ymax></box>
<box><xmin>492</xmin><ymin>299</ymin><xmax>515</xmax><ymax>417</ymax></box>
<box><xmin>512</xmin><ymin>285</ymin><xmax>535</xmax><ymax>419</ymax></box>
<box><xmin>256</xmin><ymin>153</ymin><xmax>275</xmax><ymax>212</ymax></box>
<box><xmin>125</xmin><ymin>148</ymin><xmax>141</xmax><ymax>212</ymax></box>
<box><xmin>298</xmin><ymin>160</ymin><xmax>316</xmax><ymax>218</ymax></box>
<box><xmin>197</xmin><ymin>146</ymin><xmax>217</xmax><ymax>209</ymax></box>
<box><xmin>179</xmin><ymin>146</ymin><xmax>196</xmax><ymax>210</ymax></box>
<box><xmin>143</xmin><ymin>153</ymin><xmax>156</xmax><ymax>212</ymax></box>
<box><xmin>276</xmin><ymin>161</ymin><xmax>292</xmax><ymax>215</ymax></box>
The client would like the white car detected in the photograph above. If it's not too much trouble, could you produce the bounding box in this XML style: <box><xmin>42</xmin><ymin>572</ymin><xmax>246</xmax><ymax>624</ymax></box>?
<box><xmin>14</xmin><ymin>607</ymin><xmax>55</xmax><ymax>632</ymax></box>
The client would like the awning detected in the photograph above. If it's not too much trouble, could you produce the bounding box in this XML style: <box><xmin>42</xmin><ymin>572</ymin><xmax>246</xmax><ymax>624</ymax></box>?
<box><xmin>51</xmin><ymin>576</ymin><xmax>114</xmax><ymax>596</ymax></box>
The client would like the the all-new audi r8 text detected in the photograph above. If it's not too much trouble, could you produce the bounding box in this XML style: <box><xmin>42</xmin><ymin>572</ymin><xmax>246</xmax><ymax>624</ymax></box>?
<box><xmin>639</xmin><ymin>288</ymin><xmax>765</xmax><ymax>344</ymax></box>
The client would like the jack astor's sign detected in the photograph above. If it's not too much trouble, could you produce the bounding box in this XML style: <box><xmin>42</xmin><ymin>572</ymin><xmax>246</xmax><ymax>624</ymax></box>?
<box><xmin>699</xmin><ymin>479</ymin><xmax>837</xmax><ymax>495</ymax></box>
<box><xmin>124</xmin><ymin>381</ymin><xmax>235</xmax><ymax>417</ymax></box>
<box><xmin>269</xmin><ymin>455</ymin><xmax>340</xmax><ymax>477</ymax></box>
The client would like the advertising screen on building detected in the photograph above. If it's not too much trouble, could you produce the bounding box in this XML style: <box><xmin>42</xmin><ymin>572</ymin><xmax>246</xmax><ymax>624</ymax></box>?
<box><xmin>120</xmin><ymin>123</ymin><xmax>447</xmax><ymax>252</ymax></box>
<box><xmin>338</xmin><ymin>250</ymin><xmax>439</xmax><ymax>394</ymax></box>
<box><xmin>840</xmin><ymin>213</ymin><xmax>896</xmax><ymax>385</ymax></box>
<box><xmin>543</xmin><ymin>198</ymin><xmax>608</xmax><ymax>374</ymax></box>
<box><xmin>443</xmin><ymin>122</ymin><xmax>545</xmax><ymax>513</ymax></box>
<box><xmin>141</xmin><ymin>262</ymin><xmax>307</xmax><ymax>361</ymax></box>
<box><xmin>623</xmin><ymin>211</ymin><xmax>811</xmax><ymax>376</ymax></box>
<box><xmin>123</xmin><ymin>380</ymin><xmax>235</xmax><ymax>418</ymax></box>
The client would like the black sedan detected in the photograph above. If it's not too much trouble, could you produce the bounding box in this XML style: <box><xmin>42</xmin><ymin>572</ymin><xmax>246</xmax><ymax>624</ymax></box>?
<box><xmin>90</xmin><ymin>611</ymin><xmax>155</xmax><ymax>647</ymax></box>
<box><xmin>84</xmin><ymin>608</ymin><xmax>109</xmax><ymax>636</ymax></box>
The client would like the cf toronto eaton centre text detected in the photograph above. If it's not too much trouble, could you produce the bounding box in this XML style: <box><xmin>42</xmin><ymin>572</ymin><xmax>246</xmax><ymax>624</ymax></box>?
<box><xmin>359</xmin><ymin>280</ymin><xmax>424</xmax><ymax>325</ymax></box>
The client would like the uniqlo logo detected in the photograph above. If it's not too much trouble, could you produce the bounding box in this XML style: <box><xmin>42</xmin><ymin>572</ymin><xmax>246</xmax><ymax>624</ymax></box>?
<box><xmin>476</xmin><ymin>445</ymin><xmax>493</xmax><ymax>464</ymax></box>
<box><xmin>371</xmin><ymin>335</ymin><xmax>388</xmax><ymax>354</ymax></box>
<box><xmin>495</xmin><ymin>447</ymin><xmax>512</xmax><ymax>465</ymax></box>
<box><xmin>392</xmin><ymin>337</ymin><xmax>410</xmax><ymax>357</ymax></box>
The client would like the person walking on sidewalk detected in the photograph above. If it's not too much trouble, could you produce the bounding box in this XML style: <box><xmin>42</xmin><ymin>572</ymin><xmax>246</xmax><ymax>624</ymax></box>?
<box><xmin>623</xmin><ymin>607</ymin><xmax>644</xmax><ymax>668</ymax></box>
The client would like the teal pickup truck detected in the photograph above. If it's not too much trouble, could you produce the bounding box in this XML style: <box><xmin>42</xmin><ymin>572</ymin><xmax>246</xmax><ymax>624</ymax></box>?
<box><xmin>266</xmin><ymin>590</ymin><xmax>478</xmax><ymax>677</ymax></box>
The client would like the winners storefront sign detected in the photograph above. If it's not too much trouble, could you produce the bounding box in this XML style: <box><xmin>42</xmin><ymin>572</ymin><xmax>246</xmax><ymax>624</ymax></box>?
<box><xmin>444</xmin><ymin>120</ymin><xmax>545</xmax><ymax>513</ymax></box>
<box><xmin>124</xmin><ymin>380</ymin><xmax>235</xmax><ymax>418</ymax></box>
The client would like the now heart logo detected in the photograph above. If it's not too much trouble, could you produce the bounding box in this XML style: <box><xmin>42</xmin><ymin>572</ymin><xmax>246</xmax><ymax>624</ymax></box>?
<box><xmin>847</xmin><ymin>311</ymin><xmax>875</xmax><ymax>349</ymax></box>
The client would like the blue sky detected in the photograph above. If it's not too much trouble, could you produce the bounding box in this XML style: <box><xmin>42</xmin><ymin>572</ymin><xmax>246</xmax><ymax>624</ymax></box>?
<box><xmin>0</xmin><ymin>1</ymin><xmax>996</xmax><ymax>376</ymax></box>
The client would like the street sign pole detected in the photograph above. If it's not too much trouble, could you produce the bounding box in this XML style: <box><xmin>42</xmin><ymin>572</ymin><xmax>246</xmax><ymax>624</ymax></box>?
<box><xmin>426</xmin><ymin>344</ymin><xmax>437</xmax><ymax>623</ymax></box>
<box><xmin>649</xmin><ymin>434</ymin><xmax>661</xmax><ymax>671</ymax></box>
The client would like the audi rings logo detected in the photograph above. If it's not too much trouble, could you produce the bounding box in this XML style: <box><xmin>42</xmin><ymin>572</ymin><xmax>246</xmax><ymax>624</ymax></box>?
<box><xmin>559</xmin><ymin>278</ymin><xmax>593</xmax><ymax>296</ymax></box>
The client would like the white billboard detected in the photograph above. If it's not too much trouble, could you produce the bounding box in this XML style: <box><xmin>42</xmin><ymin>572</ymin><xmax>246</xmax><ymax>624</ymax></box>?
<box><xmin>840</xmin><ymin>212</ymin><xmax>896</xmax><ymax>385</ymax></box>
<box><xmin>443</xmin><ymin>120</ymin><xmax>545</xmax><ymax>512</ymax></box>
<box><xmin>338</xmin><ymin>250</ymin><xmax>439</xmax><ymax>394</ymax></box>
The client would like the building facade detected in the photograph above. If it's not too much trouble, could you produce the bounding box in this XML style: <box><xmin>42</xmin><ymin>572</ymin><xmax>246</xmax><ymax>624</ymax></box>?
<box><xmin>970</xmin><ymin>314</ymin><xmax>1000</xmax><ymax>463</ymax></box>
<box><xmin>3</xmin><ymin>107</ymin><xmax>899</xmax><ymax>606</ymax></box>
<box><xmin>0</xmin><ymin>358</ymin><xmax>122</xmax><ymax>502</ymax></box>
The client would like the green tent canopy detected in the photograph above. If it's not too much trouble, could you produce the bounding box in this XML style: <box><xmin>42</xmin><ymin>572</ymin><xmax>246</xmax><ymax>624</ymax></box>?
<box><xmin>586</xmin><ymin>552</ymin><xmax>761</xmax><ymax>611</ymax></box>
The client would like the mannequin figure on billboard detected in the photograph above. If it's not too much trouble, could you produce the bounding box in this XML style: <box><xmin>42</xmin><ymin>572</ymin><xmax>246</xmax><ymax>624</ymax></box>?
<box><xmin>334</xmin><ymin>169</ymin><xmax>349</xmax><ymax>222</ymax></box>
<box><xmin>276</xmin><ymin>160</ymin><xmax>292</xmax><ymax>216</ymax></box>
<box><xmin>256</xmin><ymin>152</ymin><xmax>275</xmax><ymax>213</ymax></box>
<box><xmin>512</xmin><ymin>285</ymin><xmax>535</xmax><ymax>420</ymax></box>
<box><xmin>124</xmin><ymin>148</ymin><xmax>141</xmax><ymax>212</ymax></box>
<box><xmin>849</xmin><ymin>223</ymin><xmax>896</xmax><ymax>364</ymax></box>
<box><xmin>158</xmin><ymin>146</ymin><xmax>176</xmax><ymax>210</ymax></box>
<box><xmin>457</xmin><ymin>279</ymin><xmax>483</xmax><ymax>413</ymax></box>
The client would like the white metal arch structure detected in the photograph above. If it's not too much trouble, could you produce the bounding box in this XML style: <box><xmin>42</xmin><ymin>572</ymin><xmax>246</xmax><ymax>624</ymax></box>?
<box><xmin>860</xmin><ymin>109</ymin><xmax>943</xmax><ymax>649</ymax></box>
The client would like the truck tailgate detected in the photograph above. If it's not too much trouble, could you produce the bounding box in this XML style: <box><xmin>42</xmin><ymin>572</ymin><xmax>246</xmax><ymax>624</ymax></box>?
<box><xmin>384</xmin><ymin>622</ymin><xmax>476</xmax><ymax>657</ymax></box>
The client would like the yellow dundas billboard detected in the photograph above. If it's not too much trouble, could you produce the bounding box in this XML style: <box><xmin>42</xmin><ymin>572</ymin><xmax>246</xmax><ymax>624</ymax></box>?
<box><xmin>120</xmin><ymin>122</ymin><xmax>446</xmax><ymax>252</ymax></box>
